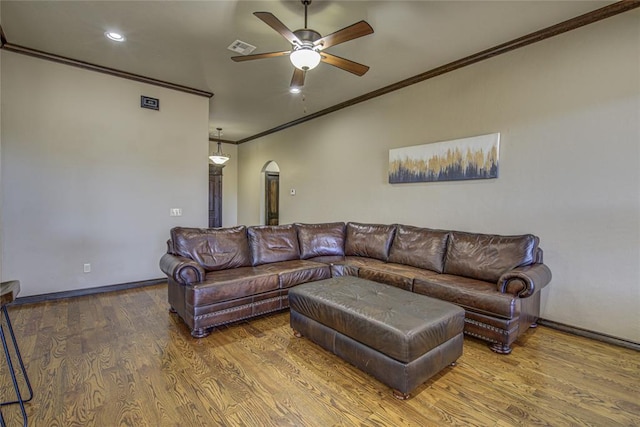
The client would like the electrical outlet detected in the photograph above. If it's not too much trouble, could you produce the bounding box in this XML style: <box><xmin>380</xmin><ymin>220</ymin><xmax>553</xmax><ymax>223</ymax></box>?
<box><xmin>83</xmin><ymin>263</ymin><xmax>91</xmax><ymax>273</ymax></box>
<box><xmin>170</xmin><ymin>208</ymin><xmax>182</xmax><ymax>217</ymax></box>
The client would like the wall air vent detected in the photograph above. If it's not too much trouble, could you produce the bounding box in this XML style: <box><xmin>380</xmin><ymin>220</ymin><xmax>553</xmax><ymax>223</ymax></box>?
<box><xmin>227</xmin><ymin>40</ymin><xmax>256</xmax><ymax>55</ymax></box>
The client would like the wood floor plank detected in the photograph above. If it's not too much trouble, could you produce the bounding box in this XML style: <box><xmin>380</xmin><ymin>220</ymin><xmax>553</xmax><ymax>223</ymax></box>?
<box><xmin>1</xmin><ymin>283</ymin><xmax>639</xmax><ymax>426</ymax></box>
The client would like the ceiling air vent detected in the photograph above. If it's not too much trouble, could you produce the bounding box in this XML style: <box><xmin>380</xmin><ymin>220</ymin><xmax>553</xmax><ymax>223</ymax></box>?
<box><xmin>227</xmin><ymin>40</ymin><xmax>256</xmax><ymax>55</ymax></box>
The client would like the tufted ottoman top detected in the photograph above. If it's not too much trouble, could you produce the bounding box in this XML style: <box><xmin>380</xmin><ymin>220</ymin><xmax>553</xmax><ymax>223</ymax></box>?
<box><xmin>289</xmin><ymin>276</ymin><xmax>464</xmax><ymax>363</ymax></box>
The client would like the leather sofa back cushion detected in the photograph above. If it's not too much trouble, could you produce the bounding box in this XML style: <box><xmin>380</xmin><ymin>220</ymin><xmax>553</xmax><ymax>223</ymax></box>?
<box><xmin>388</xmin><ymin>225</ymin><xmax>449</xmax><ymax>273</ymax></box>
<box><xmin>444</xmin><ymin>231</ymin><xmax>539</xmax><ymax>283</ymax></box>
<box><xmin>295</xmin><ymin>222</ymin><xmax>346</xmax><ymax>259</ymax></box>
<box><xmin>248</xmin><ymin>224</ymin><xmax>301</xmax><ymax>266</ymax></box>
<box><xmin>171</xmin><ymin>226</ymin><xmax>251</xmax><ymax>271</ymax></box>
<box><xmin>345</xmin><ymin>222</ymin><xmax>396</xmax><ymax>261</ymax></box>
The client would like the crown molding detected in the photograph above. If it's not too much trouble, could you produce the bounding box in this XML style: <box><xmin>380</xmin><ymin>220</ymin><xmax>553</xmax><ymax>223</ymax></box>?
<box><xmin>0</xmin><ymin>28</ymin><xmax>213</xmax><ymax>99</ymax></box>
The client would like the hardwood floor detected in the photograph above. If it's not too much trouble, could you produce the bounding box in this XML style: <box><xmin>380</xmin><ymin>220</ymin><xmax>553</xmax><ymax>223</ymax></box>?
<box><xmin>1</xmin><ymin>283</ymin><xmax>638</xmax><ymax>426</ymax></box>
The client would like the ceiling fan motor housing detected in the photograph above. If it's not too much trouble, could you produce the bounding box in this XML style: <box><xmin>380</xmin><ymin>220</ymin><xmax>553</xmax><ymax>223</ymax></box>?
<box><xmin>293</xmin><ymin>29</ymin><xmax>322</xmax><ymax>45</ymax></box>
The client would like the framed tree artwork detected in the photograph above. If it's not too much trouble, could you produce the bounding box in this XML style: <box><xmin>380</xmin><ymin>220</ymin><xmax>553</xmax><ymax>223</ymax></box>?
<box><xmin>389</xmin><ymin>133</ymin><xmax>500</xmax><ymax>184</ymax></box>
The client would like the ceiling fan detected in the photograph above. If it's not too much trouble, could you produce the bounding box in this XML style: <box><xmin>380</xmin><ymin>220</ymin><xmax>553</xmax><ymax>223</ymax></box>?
<box><xmin>231</xmin><ymin>0</ymin><xmax>374</xmax><ymax>92</ymax></box>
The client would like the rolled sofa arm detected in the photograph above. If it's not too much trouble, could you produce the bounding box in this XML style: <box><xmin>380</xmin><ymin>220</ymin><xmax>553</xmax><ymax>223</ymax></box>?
<box><xmin>160</xmin><ymin>253</ymin><xmax>205</xmax><ymax>285</ymax></box>
<box><xmin>497</xmin><ymin>263</ymin><xmax>552</xmax><ymax>298</ymax></box>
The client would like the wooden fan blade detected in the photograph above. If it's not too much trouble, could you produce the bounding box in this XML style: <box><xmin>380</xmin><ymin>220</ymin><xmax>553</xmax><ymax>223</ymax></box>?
<box><xmin>231</xmin><ymin>51</ymin><xmax>291</xmax><ymax>62</ymax></box>
<box><xmin>290</xmin><ymin>68</ymin><xmax>306</xmax><ymax>89</ymax></box>
<box><xmin>320</xmin><ymin>52</ymin><xmax>370</xmax><ymax>76</ymax></box>
<box><xmin>254</xmin><ymin>12</ymin><xmax>301</xmax><ymax>46</ymax></box>
<box><xmin>314</xmin><ymin>20</ymin><xmax>373</xmax><ymax>50</ymax></box>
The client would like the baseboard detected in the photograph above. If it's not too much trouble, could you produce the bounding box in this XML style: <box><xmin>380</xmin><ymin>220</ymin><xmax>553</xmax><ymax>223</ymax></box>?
<box><xmin>12</xmin><ymin>278</ymin><xmax>167</xmax><ymax>306</ymax></box>
<box><xmin>538</xmin><ymin>319</ymin><xmax>639</xmax><ymax>351</ymax></box>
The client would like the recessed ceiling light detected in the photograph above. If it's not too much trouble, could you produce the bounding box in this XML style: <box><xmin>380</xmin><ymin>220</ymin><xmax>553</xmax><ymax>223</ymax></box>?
<box><xmin>105</xmin><ymin>32</ymin><xmax>126</xmax><ymax>42</ymax></box>
<box><xmin>289</xmin><ymin>87</ymin><xmax>301</xmax><ymax>94</ymax></box>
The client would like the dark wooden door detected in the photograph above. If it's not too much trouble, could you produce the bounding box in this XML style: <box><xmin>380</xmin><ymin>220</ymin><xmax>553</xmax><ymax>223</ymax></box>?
<box><xmin>265</xmin><ymin>172</ymin><xmax>279</xmax><ymax>225</ymax></box>
<box><xmin>209</xmin><ymin>165</ymin><xmax>223</xmax><ymax>228</ymax></box>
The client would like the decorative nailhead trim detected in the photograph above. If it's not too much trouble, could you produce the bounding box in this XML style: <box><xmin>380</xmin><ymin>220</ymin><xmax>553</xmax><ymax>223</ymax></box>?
<box><xmin>464</xmin><ymin>330</ymin><xmax>499</xmax><ymax>344</ymax></box>
<box><xmin>464</xmin><ymin>318</ymin><xmax>518</xmax><ymax>335</ymax></box>
<box><xmin>194</xmin><ymin>296</ymin><xmax>285</xmax><ymax>322</ymax></box>
<box><xmin>464</xmin><ymin>318</ymin><xmax>510</xmax><ymax>335</ymax></box>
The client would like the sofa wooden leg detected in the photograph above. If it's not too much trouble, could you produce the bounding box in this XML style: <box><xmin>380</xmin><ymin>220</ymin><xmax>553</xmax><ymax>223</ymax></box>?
<box><xmin>191</xmin><ymin>328</ymin><xmax>211</xmax><ymax>339</ymax></box>
<box><xmin>293</xmin><ymin>329</ymin><xmax>302</xmax><ymax>338</ymax></box>
<box><xmin>392</xmin><ymin>389</ymin><xmax>410</xmax><ymax>400</ymax></box>
<box><xmin>489</xmin><ymin>343</ymin><xmax>512</xmax><ymax>355</ymax></box>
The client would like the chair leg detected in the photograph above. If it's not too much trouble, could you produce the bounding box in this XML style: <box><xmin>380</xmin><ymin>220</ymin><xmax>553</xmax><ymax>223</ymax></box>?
<box><xmin>0</xmin><ymin>305</ymin><xmax>33</xmax><ymax>427</ymax></box>
<box><xmin>1</xmin><ymin>306</ymin><xmax>33</xmax><ymax>404</ymax></box>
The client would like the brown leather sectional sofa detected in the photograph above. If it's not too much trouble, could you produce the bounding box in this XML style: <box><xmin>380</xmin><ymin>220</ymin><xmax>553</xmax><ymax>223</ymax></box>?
<box><xmin>159</xmin><ymin>222</ymin><xmax>552</xmax><ymax>354</ymax></box>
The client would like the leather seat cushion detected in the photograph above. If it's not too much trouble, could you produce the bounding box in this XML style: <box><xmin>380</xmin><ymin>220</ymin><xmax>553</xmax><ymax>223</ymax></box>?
<box><xmin>253</xmin><ymin>260</ymin><xmax>331</xmax><ymax>289</ymax></box>
<box><xmin>339</xmin><ymin>256</ymin><xmax>387</xmax><ymax>269</ymax></box>
<box><xmin>330</xmin><ymin>256</ymin><xmax>386</xmax><ymax>277</ymax></box>
<box><xmin>358</xmin><ymin>262</ymin><xmax>440</xmax><ymax>291</ymax></box>
<box><xmin>305</xmin><ymin>255</ymin><xmax>346</xmax><ymax>264</ymax></box>
<box><xmin>187</xmin><ymin>267</ymin><xmax>279</xmax><ymax>306</ymax></box>
<box><xmin>413</xmin><ymin>274</ymin><xmax>520</xmax><ymax>319</ymax></box>
<box><xmin>289</xmin><ymin>277</ymin><xmax>464</xmax><ymax>363</ymax></box>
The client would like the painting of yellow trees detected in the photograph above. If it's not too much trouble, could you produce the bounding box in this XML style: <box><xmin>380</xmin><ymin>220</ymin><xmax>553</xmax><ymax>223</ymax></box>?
<box><xmin>389</xmin><ymin>133</ymin><xmax>500</xmax><ymax>183</ymax></box>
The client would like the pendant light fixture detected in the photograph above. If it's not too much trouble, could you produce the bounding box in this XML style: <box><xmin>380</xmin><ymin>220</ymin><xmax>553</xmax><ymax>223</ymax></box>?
<box><xmin>209</xmin><ymin>128</ymin><xmax>229</xmax><ymax>165</ymax></box>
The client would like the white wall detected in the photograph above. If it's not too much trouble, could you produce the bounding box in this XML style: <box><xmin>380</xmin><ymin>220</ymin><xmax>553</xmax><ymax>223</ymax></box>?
<box><xmin>238</xmin><ymin>11</ymin><xmax>640</xmax><ymax>342</ymax></box>
<box><xmin>1</xmin><ymin>52</ymin><xmax>210</xmax><ymax>297</ymax></box>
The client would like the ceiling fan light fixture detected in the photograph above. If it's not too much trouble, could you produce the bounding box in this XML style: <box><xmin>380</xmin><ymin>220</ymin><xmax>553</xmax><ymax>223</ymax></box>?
<box><xmin>290</xmin><ymin>47</ymin><xmax>321</xmax><ymax>71</ymax></box>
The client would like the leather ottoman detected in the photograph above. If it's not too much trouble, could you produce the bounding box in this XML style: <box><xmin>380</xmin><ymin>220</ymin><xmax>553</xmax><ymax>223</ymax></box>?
<box><xmin>289</xmin><ymin>276</ymin><xmax>465</xmax><ymax>399</ymax></box>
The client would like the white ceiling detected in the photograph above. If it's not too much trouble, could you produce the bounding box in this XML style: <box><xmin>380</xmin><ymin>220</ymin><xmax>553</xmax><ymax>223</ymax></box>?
<box><xmin>0</xmin><ymin>0</ymin><xmax>613</xmax><ymax>142</ymax></box>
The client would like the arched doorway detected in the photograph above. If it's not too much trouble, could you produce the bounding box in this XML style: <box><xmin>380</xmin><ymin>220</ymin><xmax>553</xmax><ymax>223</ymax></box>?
<box><xmin>260</xmin><ymin>161</ymin><xmax>280</xmax><ymax>225</ymax></box>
